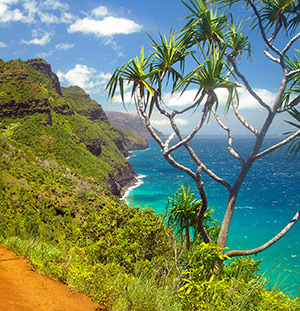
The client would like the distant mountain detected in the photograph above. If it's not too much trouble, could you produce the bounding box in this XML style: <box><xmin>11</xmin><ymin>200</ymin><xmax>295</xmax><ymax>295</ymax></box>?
<box><xmin>105</xmin><ymin>110</ymin><xmax>164</xmax><ymax>139</ymax></box>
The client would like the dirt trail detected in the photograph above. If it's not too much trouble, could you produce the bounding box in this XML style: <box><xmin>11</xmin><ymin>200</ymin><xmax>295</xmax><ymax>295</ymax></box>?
<box><xmin>0</xmin><ymin>246</ymin><xmax>102</xmax><ymax>311</ymax></box>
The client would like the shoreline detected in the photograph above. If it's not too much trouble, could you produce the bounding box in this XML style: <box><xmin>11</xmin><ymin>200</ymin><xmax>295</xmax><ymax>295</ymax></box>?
<box><xmin>121</xmin><ymin>145</ymin><xmax>150</xmax><ymax>201</ymax></box>
<box><xmin>121</xmin><ymin>174</ymin><xmax>146</xmax><ymax>203</ymax></box>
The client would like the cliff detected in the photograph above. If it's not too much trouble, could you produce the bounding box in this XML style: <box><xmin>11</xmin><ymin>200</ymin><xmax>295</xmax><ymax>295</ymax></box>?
<box><xmin>105</xmin><ymin>110</ymin><xmax>163</xmax><ymax>139</ymax></box>
<box><xmin>0</xmin><ymin>58</ymin><xmax>147</xmax><ymax>196</ymax></box>
<box><xmin>62</xmin><ymin>86</ymin><xmax>148</xmax><ymax>155</ymax></box>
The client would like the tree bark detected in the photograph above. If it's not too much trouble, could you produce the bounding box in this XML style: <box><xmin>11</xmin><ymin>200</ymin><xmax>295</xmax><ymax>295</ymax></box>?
<box><xmin>226</xmin><ymin>209</ymin><xmax>300</xmax><ymax>257</ymax></box>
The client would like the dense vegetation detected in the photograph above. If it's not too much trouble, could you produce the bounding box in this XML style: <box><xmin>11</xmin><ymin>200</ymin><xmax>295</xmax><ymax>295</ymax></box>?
<box><xmin>0</xmin><ymin>58</ymin><xmax>148</xmax><ymax>196</ymax></box>
<box><xmin>0</xmin><ymin>57</ymin><xmax>299</xmax><ymax>310</ymax></box>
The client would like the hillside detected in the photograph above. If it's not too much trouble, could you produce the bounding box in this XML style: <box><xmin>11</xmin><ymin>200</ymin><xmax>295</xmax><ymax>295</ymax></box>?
<box><xmin>105</xmin><ymin>110</ymin><xmax>163</xmax><ymax>138</ymax></box>
<box><xmin>0</xmin><ymin>58</ymin><xmax>147</xmax><ymax>196</ymax></box>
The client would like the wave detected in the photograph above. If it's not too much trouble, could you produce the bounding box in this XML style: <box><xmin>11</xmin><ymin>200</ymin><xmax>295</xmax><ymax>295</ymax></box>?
<box><xmin>235</xmin><ymin>206</ymin><xmax>255</xmax><ymax>210</ymax></box>
<box><xmin>126</xmin><ymin>148</ymin><xmax>151</xmax><ymax>160</ymax></box>
<box><xmin>122</xmin><ymin>174</ymin><xmax>146</xmax><ymax>202</ymax></box>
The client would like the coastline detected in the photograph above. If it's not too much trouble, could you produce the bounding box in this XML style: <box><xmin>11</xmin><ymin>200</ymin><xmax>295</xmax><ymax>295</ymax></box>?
<box><xmin>121</xmin><ymin>174</ymin><xmax>145</xmax><ymax>203</ymax></box>
<box><xmin>121</xmin><ymin>146</ymin><xmax>149</xmax><ymax>199</ymax></box>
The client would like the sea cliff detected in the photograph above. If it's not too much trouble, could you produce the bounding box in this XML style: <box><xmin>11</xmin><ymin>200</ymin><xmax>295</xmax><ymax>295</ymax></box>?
<box><xmin>0</xmin><ymin>58</ymin><xmax>147</xmax><ymax>196</ymax></box>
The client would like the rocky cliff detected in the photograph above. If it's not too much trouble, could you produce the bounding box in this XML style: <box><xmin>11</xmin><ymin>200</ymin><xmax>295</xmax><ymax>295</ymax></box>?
<box><xmin>105</xmin><ymin>110</ymin><xmax>163</xmax><ymax>139</ymax></box>
<box><xmin>0</xmin><ymin>58</ymin><xmax>147</xmax><ymax>196</ymax></box>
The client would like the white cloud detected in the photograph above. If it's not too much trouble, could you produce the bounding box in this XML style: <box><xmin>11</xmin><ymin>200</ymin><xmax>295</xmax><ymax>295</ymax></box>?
<box><xmin>68</xmin><ymin>16</ymin><xmax>142</xmax><ymax>37</ymax></box>
<box><xmin>0</xmin><ymin>41</ymin><xmax>7</xmax><ymax>48</ymax></box>
<box><xmin>163</xmin><ymin>87</ymin><xmax>276</xmax><ymax>110</ymax></box>
<box><xmin>112</xmin><ymin>90</ymin><xmax>133</xmax><ymax>103</ymax></box>
<box><xmin>175</xmin><ymin>118</ymin><xmax>189</xmax><ymax>126</ymax></box>
<box><xmin>92</xmin><ymin>6</ymin><xmax>108</xmax><ymax>18</ymax></box>
<box><xmin>22</xmin><ymin>30</ymin><xmax>52</xmax><ymax>46</ymax></box>
<box><xmin>38</xmin><ymin>12</ymin><xmax>59</xmax><ymax>24</ymax></box>
<box><xmin>97</xmin><ymin>72</ymin><xmax>112</xmax><ymax>85</ymax></box>
<box><xmin>39</xmin><ymin>0</ymin><xmax>69</xmax><ymax>11</ymax></box>
<box><xmin>55</xmin><ymin>43</ymin><xmax>74</xmax><ymax>50</ymax></box>
<box><xmin>60</xmin><ymin>12</ymin><xmax>73</xmax><ymax>23</ymax></box>
<box><xmin>36</xmin><ymin>50</ymin><xmax>54</xmax><ymax>58</ymax></box>
<box><xmin>215</xmin><ymin>87</ymin><xmax>276</xmax><ymax>110</ymax></box>
<box><xmin>0</xmin><ymin>2</ymin><xmax>24</xmax><ymax>23</ymax></box>
<box><xmin>151</xmin><ymin>118</ymin><xmax>189</xmax><ymax>127</ymax></box>
<box><xmin>164</xmin><ymin>89</ymin><xmax>199</xmax><ymax>107</ymax></box>
<box><xmin>57</xmin><ymin>64</ymin><xmax>111</xmax><ymax>93</ymax></box>
<box><xmin>0</xmin><ymin>0</ymin><xmax>72</xmax><ymax>24</ymax></box>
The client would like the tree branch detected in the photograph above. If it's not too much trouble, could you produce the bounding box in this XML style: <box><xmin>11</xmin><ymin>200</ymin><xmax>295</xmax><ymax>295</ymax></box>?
<box><xmin>253</xmin><ymin>130</ymin><xmax>300</xmax><ymax>159</ymax></box>
<box><xmin>212</xmin><ymin>108</ymin><xmax>245</xmax><ymax>165</ymax></box>
<box><xmin>286</xmin><ymin>68</ymin><xmax>300</xmax><ymax>80</ymax></box>
<box><xmin>249</xmin><ymin>0</ymin><xmax>282</xmax><ymax>58</ymax></box>
<box><xmin>232</xmin><ymin>99</ymin><xmax>259</xmax><ymax>136</ymax></box>
<box><xmin>264</xmin><ymin>50</ymin><xmax>281</xmax><ymax>64</ymax></box>
<box><xmin>226</xmin><ymin>53</ymin><xmax>271</xmax><ymax>111</ymax></box>
<box><xmin>277</xmin><ymin>95</ymin><xmax>300</xmax><ymax>112</ymax></box>
<box><xmin>226</xmin><ymin>209</ymin><xmax>300</xmax><ymax>258</ymax></box>
<box><xmin>282</xmin><ymin>31</ymin><xmax>300</xmax><ymax>55</ymax></box>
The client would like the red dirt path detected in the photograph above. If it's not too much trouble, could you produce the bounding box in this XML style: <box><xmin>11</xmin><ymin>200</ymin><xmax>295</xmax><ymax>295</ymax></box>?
<box><xmin>0</xmin><ymin>246</ymin><xmax>103</xmax><ymax>311</ymax></box>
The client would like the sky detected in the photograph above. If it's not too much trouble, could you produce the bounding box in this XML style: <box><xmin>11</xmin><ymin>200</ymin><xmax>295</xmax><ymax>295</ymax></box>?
<box><xmin>0</xmin><ymin>0</ymin><xmax>299</xmax><ymax>136</ymax></box>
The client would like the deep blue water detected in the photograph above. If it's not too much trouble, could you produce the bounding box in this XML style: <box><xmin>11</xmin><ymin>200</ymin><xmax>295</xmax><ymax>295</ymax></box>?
<box><xmin>124</xmin><ymin>136</ymin><xmax>300</xmax><ymax>297</ymax></box>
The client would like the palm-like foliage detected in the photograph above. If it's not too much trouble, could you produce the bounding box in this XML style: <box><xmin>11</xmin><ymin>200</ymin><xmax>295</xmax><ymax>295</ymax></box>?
<box><xmin>259</xmin><ymin>0</ymin><xmax>299</xmax><ymax>34</ymax></box>
<box><xmin>165</xmin><ymin>185</ymin><xmax>202</xmax><ymax>250</ymax></box>
<box><xmin>281</xmin><ymin>52</ymin><xmax>300</xmax><ymax>110</ymax></box>
<box><xmin>227</xmin><ymin>22</ymin><xmax>252</xmax><ymax>60</ymax></box>
<box><xmin>106</xmin><ymin>47</ymin><xmax>158</xmax><ymax>106</ymax></box>
<box><xmin>149</xmin><ymin>30</ymin><xmax>186</xmax><ymax>86</ymax></box>
<box><xmin>181</xmin><ymin>0</ymin><xmax>227</xmax><ymax>49</ymax></box>
<box><xmin>178</xmin><ymin>47</ymin><xmax>237</xmax><ymax>111</ymax></box>
<box><xmin>106</xmin><ymin>32</ymin><xmax>187</xmax><ymax>116</ymax></box>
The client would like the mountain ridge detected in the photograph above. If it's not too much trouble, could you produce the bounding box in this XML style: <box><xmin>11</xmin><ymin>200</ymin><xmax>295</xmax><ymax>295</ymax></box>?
<box><xmin>0</xmin><ymin>58</ymin><xmax>147</xmax><ymax>196</ymax></box>
<box><xmin>105</xmin><ymin>110</ymin><xmax>163</xmax><ymax>138</ymax></box>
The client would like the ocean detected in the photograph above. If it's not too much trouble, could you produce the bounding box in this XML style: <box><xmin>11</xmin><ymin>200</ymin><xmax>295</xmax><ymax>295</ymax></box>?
<box><xmin>124</xmin><ymin>136</ymin><xmax>300</xmax><ymax>297</ymax></box>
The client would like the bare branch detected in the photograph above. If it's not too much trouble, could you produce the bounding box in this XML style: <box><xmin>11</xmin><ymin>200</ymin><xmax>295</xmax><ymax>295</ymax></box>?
<box><xmin>264</xmin><ymin>50</ymin><xmax>281</xmax><ymax>64</ymax></box>
<box><xmin>248</xmin><ymin>1</ymin><xmax>282</xmax><ymax>58</ymax></box>
<box><xmin>253</xmin><ymin>130</ymin><xmax>300</xmax><ymax>159</ymax></box>
<box><xmin>286</xmin><ymin>68</ymin><xmax>300</xmax><ymax>80</ymax></box>
<box><xmin>277</xmin><ymin>96</ymin><xmax>300</xmax><ymax>112</ymax></box>
<box><xmin>136</xmin><ymin>85</ymin><xmax>199</xmax><ymax>182</ymax></box>
<box><xmin>164</xmin><ymin>133</ymin><xmax>176</xmax><ymax>150</ymax></box>
<box><xmin>263</xmin><ymin>21</ymin><xmax>282</xmax><ymax>64</ymax></box>
<box><xmin>282</xmin><ymin>31</ymin><xmax>300</xmax><ymax>55</ymax></box>
<box><xmin>173</xmin><ymin>96</ymin><xmax>203</xmax><ymax>115</ymax></box>
<box><xmin>232</xmin><ymin>99</ymin><xmax>259</xmax><ymax>136</ymax></box>
<box><xmin>166</xmin><ymin>102</ymin><xmax>209</xmax><ymax>154</ymax></box>
<box><xmin>167</xmin><ymin>106</ymin><xmax>233</xmax><ymax>191</ymax></box>
<box><xmin>164</xmin><ymin>152</ymin><xmax>197</xmax><ymax>180</ymax></box>
<box><xmin>226</xmin><ymin>209</ymin><xmax>300</xmax><ymax>258</ymax></box>
<box><xmin>226</xmin><ymin>53</ymin><xmax>271</xmax><ymax>111</ymax></box>
<box><xmin>212</xmin><ymin>108</ymin><xmax>245</xmax><ymax>165</ymax></box>
<box><xmin>135</xmin><ymin>85</ymin><xmax>166</xmax><ymax>151</ymax></box>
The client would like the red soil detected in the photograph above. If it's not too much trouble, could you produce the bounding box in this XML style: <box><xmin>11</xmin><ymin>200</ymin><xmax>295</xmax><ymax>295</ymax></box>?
<box><xmin>0</xmin><ymin>246</ymin><xmax>103</xmax><ymax>311</ymax></box>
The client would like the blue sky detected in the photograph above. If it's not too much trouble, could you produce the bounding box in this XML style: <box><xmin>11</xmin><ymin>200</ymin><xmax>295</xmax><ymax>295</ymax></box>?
<box><xmin>0</xmin><ymin>0</ymin><xmax>298</xmax><ymax>135</ymax></box>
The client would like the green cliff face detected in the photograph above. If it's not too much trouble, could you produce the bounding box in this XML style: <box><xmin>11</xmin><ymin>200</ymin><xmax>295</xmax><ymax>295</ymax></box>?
<box><xmin>0</xmin><ymin>58</ymin><xmax>147</xmax><ymax>196</ymax></box>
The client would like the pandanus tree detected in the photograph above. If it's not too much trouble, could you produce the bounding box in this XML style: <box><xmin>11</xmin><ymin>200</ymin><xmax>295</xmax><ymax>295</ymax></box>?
<box><xmin>166</xmin><ymin>185</ymin><xmax>202</xmax><ymax>250</ymax></box>
<box><xmin>106</xmin><ymin>0</ymin><xmax>300</xmax><ymax>258</ymax></box>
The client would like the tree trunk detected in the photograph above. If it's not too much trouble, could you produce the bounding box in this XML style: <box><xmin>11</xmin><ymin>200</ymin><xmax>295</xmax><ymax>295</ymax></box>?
<box><xmin>217</xmin><ymin>160</ymin><xmax>254</xmax><ymax>250</ymax></box>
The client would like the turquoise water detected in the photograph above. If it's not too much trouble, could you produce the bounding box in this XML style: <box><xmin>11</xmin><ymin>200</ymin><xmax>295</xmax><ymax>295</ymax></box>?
<box><xmin>125</xmin><ymin>136</ymin><xmax>300</xmax><ymax>297</ymax></box>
